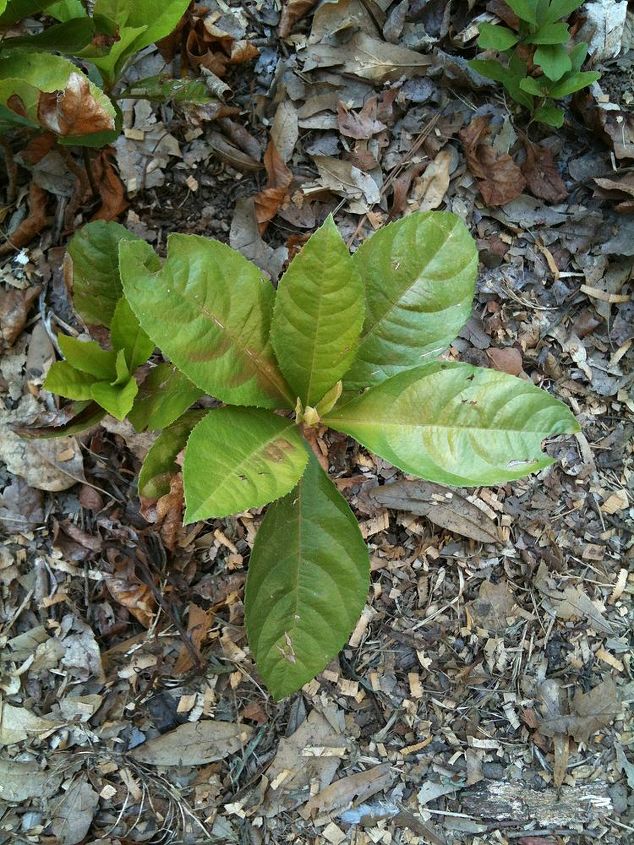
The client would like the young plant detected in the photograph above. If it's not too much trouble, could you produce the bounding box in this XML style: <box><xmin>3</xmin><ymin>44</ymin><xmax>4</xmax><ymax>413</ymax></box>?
<box><xmin>43</xmin><ymin>212</ymin><xmax>579</xmax><ymax>698</ymax></box>
<box><xmin>470</xmin><ymin>0</ymin><xmax>600</xmax><ymax>127</ymax></box>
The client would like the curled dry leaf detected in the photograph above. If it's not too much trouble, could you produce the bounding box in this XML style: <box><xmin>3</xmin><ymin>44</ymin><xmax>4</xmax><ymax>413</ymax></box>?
<box><xmin>91</xmin><ymin>150</ymin><xmax>128</xmax><ymax>221</ymax></box>
<box><xmin>173</xmin><ymin>602</ymin><xmax>213</xmax><ymax>674</ymax></box>
<box><xmin>155</xmin><ymin>472</ymin><xmax>185</xmax><ymax>551</ymax></box>
<box><xmin>459</xmin><ymin>115</ymin><xmax>525</xmax><ymax>207</ymax></box>
<box><xmin>254</xmin><ymin>141</ymin><xmax>294</xmax><ymax>233</ymax></box>
<box><xmin>37</xmin><ymin>72</ymin><xmax>115</xmax><ymax>136</ymax></box>
<box><xmin>594</xmin><ymin>171</ymin><xmax>634</xmax><ymax>213</ymax></box>
<box><xmin>0</xmin><ymin>183</ymin><xmax>49</xmax><ymax>255</ymax></box>
<box><xmin>0</xmin><ymin>284</ymin><xmax>41</xmax><ymax>348</ymax></box>
<box><xmin>279</xmin><ymin>0</ymin><xmax>319</xmax><ymax>38</ymax></box>
<box><xmin>301</xmin><ymin>763</ymin><xmax>393</xmax><ymax>819</ymax></box>
<box><xmin>410</xmin><ymin>148</ymin><xmax>452</xmax><ymax>212</ymax></box>
<box><xmin>105</xmin><ymin>553</ymin><xmax>156</xmax><ymax>628</ymax></box>
<box><xmin>521</xmin><ymin>140</ymin><xmax>567</xmax><ymax>204</ymax></box>
<box><xmin>185</xmin><ymin>11</ymin><xmax>259</xmax><ymax>79</ymax></box>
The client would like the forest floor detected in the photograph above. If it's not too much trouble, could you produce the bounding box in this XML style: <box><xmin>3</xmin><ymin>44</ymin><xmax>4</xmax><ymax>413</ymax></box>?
<box><xmin>0</xmin><ymin>2</ymin><xmax>632</xmax><ymax>844</ymax></box>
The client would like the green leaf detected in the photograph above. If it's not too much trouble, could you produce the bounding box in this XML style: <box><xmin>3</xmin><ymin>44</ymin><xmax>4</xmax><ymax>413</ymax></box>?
<box><xmin>569</xmin><ymin>41</ymin><xmax>589</xmax><ymax>72</ymax></box>
<box><xmin>271</xmin><ymin>216</ymin><xmax>364</xmax><ymax>407</ymax></box>
<box><xmin>120</xmin><ymin>235</ymin><xmax>293</xmax><ymax>409</ymax></box>
<box><xmin>245</xmin><ymin>452</ymin><xmax>369</xmax><ymax>699</ymax></box>
<box><xmin>534</xmin><ymin>44</ymin><xmax>572</xmax><ymax>80</ymax></box>
<box><xmin>477</xmin><ymin>23</ymin><xmax>519</xmax><ymax>51</ymax></box>
<box><xmin>117</xmin><ymin>75</ymin><xmax>211</xmax><ymax>105</ymax></box>
<box><xmin>0</xmin><ymin>50</ymin><xmax>116</xmax><ymax>144</ymax></box>
<box><xmin>138</xmin><ymin>410</ymin><xmax>205</xmax><ymax>499</ymax></box>
<box><xmin>549</xmin><ymin>70</ymin><xmax>600</xmax><ymax>97</ymax></box>
<box><xmin>343</xmin><ymin>212</ymin><xmax>477</xmax><ymax>391</ymax></box>
<box><xmin>325</xmin><ymin>362</ymin><xmax>579</xmax><ymax>487</ymax></box>
<box><xmin>469</xmin><ymin>58</ymin><xmax>511</xmax><ymax>84</ymax></box>
<box><xmin>504</xmin><ymin>0</ymin><xmax>537</xmax><ymax>24</ymax></box>
<box><xmin>110</xmin><ymin>297</ymin><xmax>154</xmax><ymax>372</ymax></box>
<box><xmin>67</xmin><ymin>221</ymin><xmax>140</xmax><ymax>327</ymax></box>
<box><xmin>44</xmin><ymin>361</ymin><xmax>97</xmax><ymax>400</ymax></box>
<box><xmin>526</xmin><ymin>22</ymin><xmax>569</xmax><ymax>44</ymax></box>
<box><xmin>47</xmin><ymin>0</ymin><xmax>87</xmax><ymax>20</ymax></box>
<box><xmin>128</xmin><ymin>363</ymin><xmax>202</xmax><ymax>432</ymax></box>
<box><xmin>533</xmin><ymin>103</ymin><xmax>565</xmax><ymax>127</ymax></box>
<box><xmin>91</xmin><ymin>375</ymin><xmax>138</xmax><ymax>420</ymax></box>
<box><xmin>543</xmin><ymin>0</ymin><xmax>584</xmax><ymax>24</ymax></box>
<box><xmin>58</xmin><ymin>334</ymin><xmax>116</xmax><ymax>379</ymax></box>
<box><xmin>520</xmin><ymin>76</ymin><xmax>551</xmax><ymax>96</ymax></box>
<box><xmin>183</xmin><ymin>407</ymin><xmax>308</xmax><ymax>523</ymax></box>
<box><xmin>0</xmin><ymin>0</ymin><xmax>60</xmax><ymax>25</ymax></box>
<box><xmin>4</xmin><ymin>18</ymin><xmax>106</xmax><ymax>54</ymax></box>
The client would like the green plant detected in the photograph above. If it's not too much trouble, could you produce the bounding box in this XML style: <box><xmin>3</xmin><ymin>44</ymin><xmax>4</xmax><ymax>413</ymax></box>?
<box><xmin>42</xmin><ymin>212</ymin><xmax>579</xmax><ymax>698</ymax></box>
<box><xmin>470</xmin><ymin>0</ymin><xmax>600</xmax><ymax>127</ymax></box>
<box><xmin>0</xmin><ymin>0</ymin><xmax>192</xmax><ymax>146</ymax></box>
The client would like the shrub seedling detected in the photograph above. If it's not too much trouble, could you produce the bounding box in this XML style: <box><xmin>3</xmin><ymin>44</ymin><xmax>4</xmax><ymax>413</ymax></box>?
<box><xmin>43</xmin><ymin>212</ymin><xmax>579</xmax><ymax>698</ymax></box>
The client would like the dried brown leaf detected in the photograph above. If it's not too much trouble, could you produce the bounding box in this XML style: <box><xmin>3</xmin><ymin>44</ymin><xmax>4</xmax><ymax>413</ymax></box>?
<box><xmin>173</xmin><ymin>603</ymin><xmax>213</xmax><ymax>675</ymax></box>
<box><xmin>469</xmin><ymin>580</ymin><xmax>517</xmax><ymax>632</ymax></box>
<box><xmin>302</xmin><ymin>763</ymin><xmax>393</xmax><ymax>819</ymax></box>
<box><xmin>486</xmin><ymin>346</ymin><xmax>524</xmax><ymax>376</ymax></box>
<box><xmin>51</xmin><ymin>776</ymin><xmax>99</xmax><ymax>845</ymax></box>
<box><xmin>539</xmin><ymin>679</ymin><xmax>621</xmax><ymax>743</ymax></box>
<box><xmin>0</xmin><ymin>183</ymin><xmax>49</xmax><ymax>255</ymax></box>
<box><xmin>130</xmin><ymin>720</ymin><xmax>253</xmax><ymax>765</ymax></box>
<box><xmin>254</xmin><ymin>141</ymin><xmax>293</xmax><ymax>233</ymax></box>
<box><xmin>280</xmin><ymin>0</ymin><xmax>319</xmax><ymax>37</ymax></box>
<box><xmin>0</xmin><ymin>284</ymin><xmax>41</xmax><ymax>347</ymax></box>
<box><xmin>410</xmin><ymin>148</ymin><xmax>452</xmax><ymax>212</ymax></box>
<box><xmin>38</xmin><ymin>72</ymin><xmax>114</xmax><ymax>136</ymax></box>
<box><xmin>459</xmin><ymin>115</ymin><xmax>525</xmax><ymax>207</ymax></box>
<box><xmin>105</xmin><ymin>555</ymin><xmax>156</xmax><ymax>628</ymax></box>
<box><xmin>521</xmin><ymin>140</ymin><xmax>567</xmax><ymax>203</ymax></box>
<box><xmin>91</xmin><ymin>150</ymin><xmax>128</xmax><ymax>221</ymax></box>
<box><xmin>337</xmin><ymin>97</ymin><xmax>386</xmax><ymax>140</ymax></box>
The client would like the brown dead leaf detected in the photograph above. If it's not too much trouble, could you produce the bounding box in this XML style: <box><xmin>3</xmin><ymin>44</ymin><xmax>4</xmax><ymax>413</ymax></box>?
<box><xmin>368</xmin><ymin>479</ymin><xmax>501</xmax><ymax>543</ymax></box>
<box><xmin>0</xmin><ymin>183</ymin><xmax>49</xmax><ymax>255</ymax></box>
<box><xmin>535</xmin><ymin>562</ymin><xmax>613</xmax><ymax>634</ymax></box>
<box><xmin>521</xmin><ymin>139</ymin><xmax>567</xmax><ymax>203</ymax></box>
<box><xmin>280</xmin><ymin>0</ymin><xmax>319</xmax><ymax>37</ymax></box>
<box><xmin>20</xmin><ymin>133</ymin><xmax>56</xmax><ymax>165</ymax></box>
<box><xmin>301</xmin><ymin>763</ymin><xmax>393</xmax><ymax>819</ymax></box>
<box><xmin>459</xmin><ymin>115</ymin><xmax>525</xmax><ymax>206</ymax></box>
<box><xmin>131</xmin><ymin>720</ymin><xmax>253</xmax><ymax>765</ymax></box>
<box><xmin>173</xmin><ymin>603</ymin><xmax>213</xmax><ymax>675</ymax></box>
<box><xmin>91</xmin><ymin>150</ymin><xmax>128</xmax><ymax>221</ymax></box>
<box><xmin>410</xmin><ymin>149</ymin><xmax>452</xmax><ymax>212</ymax></box>
<box><xmin>594</xmin><ymin>171</ymin><xmax>634</xmax><ymax>213</ymax></box>
<box><xmin>155</xmin><ymin>473</ymin><xmax>185</xmax><ymax>551</ymax></box>
<box><xmin>0</xmin><ymin>284</ymin><xmax>41</xmax><ymax>347</ymax></box>
<box><xmin>51</xmin><ymin>776</ymin><xmax>99</xmax><ymax>845</ymax></box>
<box><xmin>38</xmin><ymin>72</ymin><xmax>114</xmax><ymax>136</ymax></box>
<box><xmin>254</xmin><ymin>141</ymin><xmax>293</xmax><ymax>233</ymax></box>
<box><xmin>337</xmin><ymin>97</ymin><xmax>386</xmax><ymax>140</ymax></box>
<box><xmin>105</xmin><ymin>553</ymin><xmax>156</xmax><ymax>628</ymax></box>
<box><xmin>468</xmin><ymin>580</ymin><xmax>517</xmax><ymax>633</ymax></box>
<box><xmin>539</xmin><ymin>678</ymin><xmax>621</xmax><ymax>743</ymax></box>
<box><xmin>185</xmin><ymin>11</ymin><xmax>259</xmax><ymax>79</ymax></box>
<box><xmin>486</xmin><ymin>346</ymin><xmax>524</xmax><ymax>376</ymax></box>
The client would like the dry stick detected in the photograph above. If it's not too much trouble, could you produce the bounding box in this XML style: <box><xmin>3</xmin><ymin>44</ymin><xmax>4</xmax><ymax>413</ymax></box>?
<box><xmin>346</xmin><ymin>112</ymin><xmax>440</xmax><ymax>248</ymax></box>
<box><xmin>0</xmin><ymin>137</ymin><xmax>18</xmax><ymax>203</ymax></box>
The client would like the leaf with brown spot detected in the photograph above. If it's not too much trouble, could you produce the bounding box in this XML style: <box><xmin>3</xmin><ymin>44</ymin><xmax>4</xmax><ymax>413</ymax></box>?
<box><xmin>37</xmin><ymin>71</ymin><xmax>115</xmax><ymax>136</ymax></box>
<box><xmin>0</xmin><ymin>184</ymin><xmax>49</xmax><ymax>255</ymax></box>
<box><xmin>459</xmin><ymin>115</ymin><xmax>525</xmax><ymax>207</ymax></box>
<box><xmin>521</xmin><ymin>139</ymin><xmax>567</xmax><ymax>203</ymax></box>
<box><xmin>253</xmin><ymin>141</ymin><xmax>293</xmax><ymax>233</ymax></box>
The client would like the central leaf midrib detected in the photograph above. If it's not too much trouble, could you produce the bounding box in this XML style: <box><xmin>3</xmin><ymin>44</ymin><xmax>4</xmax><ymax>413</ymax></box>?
<box><xmin>330</xmin><ymin>417</ymin><xmax>552</xmax><ymax>435</ymax></box>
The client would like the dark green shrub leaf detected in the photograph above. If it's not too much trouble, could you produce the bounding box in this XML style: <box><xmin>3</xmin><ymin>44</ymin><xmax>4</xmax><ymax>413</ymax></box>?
<box><xmin>519</xmin><ymin>76</ymin><xmax>551</xmax><ymax>96</ymax></box>
<box><xmin>343</xmin><ymin>212</ymin><xmax>477</xmax><ymax>391</ymax></box>
<box><xmin>326</xmin><ymin>362</ymin><xmax>579</xmax><ymax>486</ymax></box>
<box><xmin>533</xmin><ymin>103</ymin><xmax>565</xmax><ymax>127</ymax></box>
<box><xmin>526</xmin><ymin>22</ymin><xmax>569</xmax><ymax>44</ymax></box>
<box><xmin>477</xmin><ymin>23</ymin><xmax>519</xmax><ymax>51</ymax></box>
<box><xmin>120</xmin><ymin>235</ymin><xmax>293</xmax><ymax>409</ymax></box>
<box><xmin>138</xmin><ymin>410</ymin><xmax>205</xmax><ymax>499</ymax></box>
<box><xmin>569</xmin><ymin>41</ymin><xmax>589</xmax><ymax>72</ymax></box>
<box><xmin>67</xmin><ymin>221</ymin><xmax>140</xmax><ymax>327</ymax></box>
<box><xmin>469</xmin><ymin>58</ymin><xmax>512</xmax><ymax>84</ymax></box>
<box><xmin>110</xmin><ymin>297</ymin><xmax>154</xmax><ymax>372</ymax></box>
<box><xmin>543</xmin><ymin>0</ymin><xmax>585</xmax><ymax>24</ymax></box>
<box><xmin>183</xmin><ymin>407</ymin><xmax>308</xmax><ymax>523</ymax></box>
<box><xmin>245</xmin><ymin>452</ymin><xmax>369</xmax><ymax>699</ymax></box>
<box><xmin>534</xmin><ymin>44</ymin><xmax>572</xmax><ymax>80</ymax></box>
<box><xmin>272</xmin><ymin>216</ymin><xmax>364</xmax><ymax>407</ymax></box>
<box><xmin>44</xmin><ymin>361</ymin><xmax>97</xmax><ymax>400</ymax></box>
<box><xmin>0</xmin><ymin>0</ymin><xmax>60</xmax><ymax>26</ymax></box>
<box><xmin>128</xmin><ymin>364</ymin><xmax>202</xmax><ymax>432</ymax></box>
<box><xmin>57</xmin><ymin>334</ymin><xmax>116</xmax><ymax>379</ymax></box>
<box><xmin>549</xmin><ymin>70</ymin><xmax>600</xmax><ymax>97</ymax></box>
<box><xmin>4</xmin><ymin>17</ymin><xmax>108</xmax><ymax>54</ymax></box>
<box><xmin>504</xmin><ymin>0</ymin><xmax>537</xmax><ymax>24</ymax></box>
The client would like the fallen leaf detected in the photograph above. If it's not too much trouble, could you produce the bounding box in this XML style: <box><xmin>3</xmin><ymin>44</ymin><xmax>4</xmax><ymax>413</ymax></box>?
<box><xmin>313</xmin><ymin>155</ymin><xmax>380</xmax><ymax>209</ymax></box>
<box><xmin>301</xmin><ymin>32</ymin><xmax>432</xmax><ymax>82</ymax></box>
<box><xmin>0</xmin><ymin>285</ymin><xmax>41</xmax><ymax>347</ymax></box>
<box><xmin>301</xmin><ymin>763</ymin><xmax>393</xmax><ymax>819</ymax></box>
<box><xmin>173</xmin><ymin>603</ymin><xmax>213</xmax><ymax>675</ymax></box>
<box><xmin>0</xmin><ymin>183</ymin><xmax>49</xmax><ymax>255</ymax></box>
<box><xmin>459</xmin><ymin>115</ymin><xmax>525</xmax><ymax>206</ymax></box>
<box><xmin>594</xmin><ymin>171</ymin><xmax>634</xmax><ymax>213</ymax></box>
<box><xmin>91</xmin><ymin>150</ymin><xmax>128</xmax><ymax>221</ymax></box>
<box><xmin>230</xmin><ymin>197</ymin><xmax>287</xmax><ymax>280</ymax></box>
<box><xmin>154</xmin><ymin>472</ymin><xmax>185</xmax><ymax>551</ymax></box>
<box><xmin>279</xmin><ymin>0</ymin><xmax>319</xmax><ymax>38</ymax></box>
<box><xmin>535</xmin><ymin>562</ymin><xmax>613</xmax><ymax>634</ymax></box>
<box><xmin>486</xmin><ymin>346</ymin><xmax>524</xmax><ymax>376</ymax></box>
<box><xmin>521</xmin><ymin>139</ymin><xmax>567</xmax><ymax>204</ymax></box>
<box><xmin>337</xmin><ymin>97</ymin><xmax>386</xmax><ymax>140</ymax></box>
<box><xmin>0</xmin><ymin>702</ymin><xmax>60</xmax><ymax>746</ymax></box>
<box><xmin>410</xmin><ymin>149</ymin><xmax>452</xmax><ymax>212</ymax></box>
<box><xmin>105</xmin><ymin>553</ymin><xmax>156</xmax><ymax>628</ymax></box>
<box><xmin>38</xmin><ymin>72</ymin><xmax>114</xmax><ymax>136</ymax></box>
<box><xmin>130</xmin><ymin>720</ymin><xmax>253</xmax><ymax>765</ymax></box>
<box><xmin>51</xmin><ymin>776</ymin><xmax>99</xmax><ymax>845</ymax></box>
<box><xmin>0</xmin><ymin>757</ymin><xmax>61</xmax><ymax>801</ymax></box>
<box><xmin>254</xmin><ymin>141</ymin><xmax>294</xmax><ymax>233</ymax></box>
<box><xmin>368</xmin><ymin>479</ymin><xmax>501</xmax><ymax>543</ymax></box>
<box><xmin>539</xmin><ymin>678</ymin><xmax>621</xmax><ymax>743</ymax></box>
<box><xmin>468</xmin><ymin>580</ymin><xmax>517</xmax><ymax>633</ymax></box>
<box><xmin>271</xmin><ymin>100</ymin><xmax>299</xmax><ymax>163</ymax></box>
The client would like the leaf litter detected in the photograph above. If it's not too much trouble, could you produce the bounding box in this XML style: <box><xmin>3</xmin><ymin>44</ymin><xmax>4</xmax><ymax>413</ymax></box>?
<box><xmin>0</xmin><ymin>0</ymin><xmax>632</xmax><ymax>842</ymax></box>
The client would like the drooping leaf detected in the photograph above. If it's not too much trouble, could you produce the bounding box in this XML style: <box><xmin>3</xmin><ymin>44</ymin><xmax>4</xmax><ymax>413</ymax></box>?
<box><xmin>66</xmin><ymin>220</ymin><xmax>140</xmax><ymax>327</ymax></box>
<box><xmin>325</xmin><ymin>362</ymin><xmax>580</xmax><ymax>487</ymax></box>
<box><xmin>91</xmin><ymin>375</ymin><xmax>138</xmax><ymax>421</ymax></box>
<box><xmin>128</xmin><ymin>364</ymin><xmax>202</xmax><ymax>432</ymax></box>
<box><xmin>110</xmin><ymin>297</ymin><xmax>154</xmax><ymax>372</ymax></box>
<box><xmin>272</xmin><ymin>216</ymin><xmax>364</xmax><ymax>406</ymax></box>
<box><xmin>57</xmin><ymin>334</ymin><xmax>116</xmax><ymax>379</ymax></box>
<box><xmin>3</xmin><ymin>17</ymin><xmax>111</xmax><ymax>54</ymax></box>
<box><xmin>549</xmin><ymin>70</ymin><xmax>600</xmax><ymax>97</ymax></box>
<box><xmin>119</xmin><ymin>235</ymin><xmax>293</xmax><ymax>409</ymax></box>
<box><xmin>44</xmin><ymin>361</ymin><xmax>97</xmax><ymax>400</ymax></box>
<box><xmin>138</xmin><ymin>410</ymin><xmax>205</xmax><ymax>498</ymax></box>
<box><xmin>477</xmin><ymin>23</ymin><xmax>519</xmax><ymax>51</ymax></box>
<box><xmin>534</xmin><ymin>44</ymin><xmax>572</xmax><ymax>80</ymax></box>
<box><xmin>245</xmin><ymin>452</ymin><xmax>369</xmax><ymax>699</ymax></box>
<box><xmin>343</xmin><ymin>212</ymin><xmax>477</xmax><ymax>391</ymax></box>
<box><xmin>183</xmin><ymin>407</ymin><xmax>308</xmax><ymax>523</ymax></box>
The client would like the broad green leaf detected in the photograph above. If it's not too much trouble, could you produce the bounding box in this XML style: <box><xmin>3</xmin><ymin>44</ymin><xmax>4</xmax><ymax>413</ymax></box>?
<box><xmin>47</xmin><ymin>0</ymin><xmax>86</xmax><ymax>20</ymax></box>
<box><xmin>128</xmin><ymin>363</ymin><xmax>202</xmax><ymax>432</ymax></box>
<box><xmin>550</xmin><ymin>70</ymin><xmax>600</xmax><ymax>97</ymax></box>
<box><xmin>91</xmin><ymin>376</ymin><xmax>138</xmax><ymax>421</ymax></box>
<box><xmin>543</xmin><ymin>0</ymin><xmax>584</xmax><ymax>24</ymax></box>
<box><xmin>343</xmin><ymin>212</ymin><xmax>477</xmax><ymax>391</ymax></box>
<box><xmin>272</xmin><ymin>216</ymin><xmax>364</xmax><ymax>407</ymax></box>
<box><xmin>67</xmin><ymin>220</ymin><xmax>139</xmax><ymax>327</ymax></box>
<box><xmin>118</xmin><ymin>75</ymin><xmax>211</xmax><ymax>105</ymax></box>
<box><xmin>0</xmin><ymin>0</ymin><xmax>59</xmax><ymax>25</ymax></box>
<box><xmin>120</xmin><ymin>235</ymin><xmax>293</xmax><ymax>409</ymax></box>
<box><xmin>44</xmin><ymin>361</ymin><xmax>97</xmax><ymax>400</ymax></box>
<box><xmin>534</xmin><ymin>44</ymin><xmax>572</xmax><ymax>80</ymax></box>
<box><xmin>325</xmin><ymin>362</ymin><xmax>579</xmax><ymax>487</ymax></box>
<box><xmin>504</xmin><ymin>0</ymin><xmax>537</xmax><ymax>24</ymax></box>
<box><xmin>569</xmin><ymin>41</ymin><xmax>589</xmax><ymax>72</ymax></box>
<box><xmin>0</xmin><ymin>50</ymin><xmax>116</xmax><ymax>144</ymax></box>
<box><xmin>58</xmin><ymin>334</ymin><xmax>116</xmax><ymax>378</ymax></box>
<box><xmin>477</xmin><ymin>23</ymin><xmax>519</xmax><ymax>51</ymax></box>
<box><xmin>533</xmin><ymin>103</ymin><xmax>565</xmax><ymax>127</ymax></box>
<box><xmin>138</xmin><ymin>410</ymin><xmax>205</xmax><ymax>499</ymax></box>
<box><xmin>183</xmin><ymin>407</ymin><xmax>308</xmax><ymax>523</ymax></box>
<box><xmin>526</xmin><ymin>22</ymin><xmax>569</xmax><ymax>44</ymax></box>
<box><xmin>4</xmin><ymin>16</ymin><xmax>115</xmax><ymax>54</ymax></box>
<box><xmin>245</xmin><ymin>452</ymin><xmax>369</xmax><ymax>699</ymax></box>
<box><xmin>110</xmin><ymin>297</ymin><xmax>154</xmax><ymax>372</ymax></box>
<box><xmin>469</xmin><ymin>59</ymin><xmax>511</xmax><ymax>84</ymax></box>
<box><xmin>520</xmin><ymin>76</ymin><xmax>551</xmax><ymax>96</ymax></box>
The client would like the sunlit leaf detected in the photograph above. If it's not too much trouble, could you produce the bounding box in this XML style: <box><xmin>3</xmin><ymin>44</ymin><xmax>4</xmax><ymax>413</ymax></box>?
<box><xmin>57</xmin><ymin>334</ymin><xmax>116</xmax><ymax>379</ymax></box>
<box><xmin>44</xmin><ymin>361</ymin><xmax>97</xmax><ymax>400</ymax></box>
